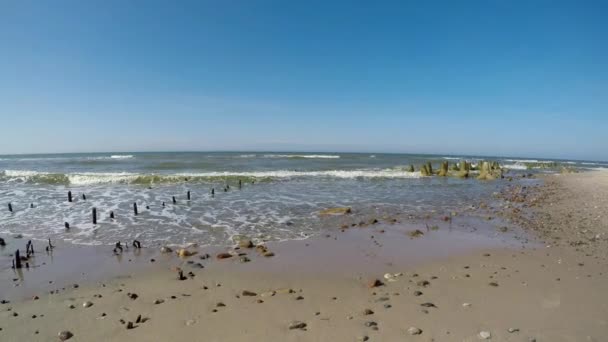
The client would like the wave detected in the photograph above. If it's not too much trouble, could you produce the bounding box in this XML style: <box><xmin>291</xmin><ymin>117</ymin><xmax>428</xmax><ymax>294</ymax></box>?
<box><xmin>263</xmin><ymin>154</ymin><xmax>340</xmax><ymax>159</ymax></box>
<box><xmin>1</xmin><ymin>169</ymin><xmax>421</xmax><ymax>185</ymax></box>
<box><xmin>442</xmin><ymin>156</ymin><xmax>465</xmax><ymax>160</ymax></box>
<box><xmin>237</xmin><ymin>154</ymin><xmax>257</xmax><ymax>158</ymax></box>
<box><xmin>504</xmin><ymin>159</ymin><xmax>555</xmax><ymax>164</ymax></box>
<box><xmin>502</xmin><ymin>164</ymin><xmax>528</xmax><ymax>170</ymax></box>
<box><xmin>110</xmin><ymin>155</ymin><xmax>134</xmax><ymax>159</ymax></box>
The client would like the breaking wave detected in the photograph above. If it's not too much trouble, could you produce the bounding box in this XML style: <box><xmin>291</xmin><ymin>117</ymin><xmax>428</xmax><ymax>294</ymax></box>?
<box><xmin>1</xmin><ymin>169</ymin><xmax>421</xmax><ymax>185</ymax></box>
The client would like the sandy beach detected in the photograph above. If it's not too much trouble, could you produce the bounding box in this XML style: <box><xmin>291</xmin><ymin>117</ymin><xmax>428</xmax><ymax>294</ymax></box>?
<box><xmin>1</xmin><ymin>171</ymin><xmax>608</xmax><ymax>341</ymax></box>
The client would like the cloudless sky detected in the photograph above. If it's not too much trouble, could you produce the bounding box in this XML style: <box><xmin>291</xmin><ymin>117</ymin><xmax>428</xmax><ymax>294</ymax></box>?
<box><xmin>1</xmin><ymin>0</ymin><xmax>607</xmax><ymax>160</ymax></box>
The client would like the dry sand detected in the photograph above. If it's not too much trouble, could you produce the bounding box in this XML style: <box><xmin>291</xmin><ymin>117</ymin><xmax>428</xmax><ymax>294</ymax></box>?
<box><xmin>1</xmin><ymin>171</ymin><xmax>608</xmax><ymax>341</ymax></box>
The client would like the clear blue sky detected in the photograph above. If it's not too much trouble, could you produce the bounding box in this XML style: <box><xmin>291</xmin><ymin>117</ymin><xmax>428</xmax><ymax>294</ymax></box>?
<box><xmin>1</xmin><ymin>1</ymin><xmax>606</xmax><ymax>160</ymax></box>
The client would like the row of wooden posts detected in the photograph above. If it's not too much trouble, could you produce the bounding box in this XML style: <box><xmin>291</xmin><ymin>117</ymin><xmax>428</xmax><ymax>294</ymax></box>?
<box><xmin>5</xmin><ymin>178</ymin><xmax>247</xmax><ymax>216</ymax></box>
<box><xmin>5</xmin><ymin>179</ymin><xmax>246</xmax><ymax>270</ymax></box>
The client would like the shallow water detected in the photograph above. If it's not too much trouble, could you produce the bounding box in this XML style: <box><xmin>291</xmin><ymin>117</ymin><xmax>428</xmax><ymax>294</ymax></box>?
<box><xmin>0</xmin><ymin>152</ymin><xmax>594</xmax><ymax>246</ymax></box>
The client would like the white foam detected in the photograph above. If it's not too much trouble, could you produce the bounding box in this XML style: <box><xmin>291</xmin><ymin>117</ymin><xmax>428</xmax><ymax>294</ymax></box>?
<box><xmin>442</xmin><ymin>157</ymin><xmax>464</xmax><ymax>160</ymax></box>
<box><xmin>504</xmin><ymin>159</ymin><xmax>555</xmax><ymax>164</ymax></box>
<box><xmin>502</xmin><ymin>164</ymin><xmax>528</xmax><ymax>170</ymax></box>
<box><xmin>110</xmin><ymin>155</ymin><xmax>134</xmax><ymax>159</ymax></box>
<box><xmin>263</xmin><ymin>154</ymin><xmax>340</xmax><ymax>159</ymax></box>
<box><xmin>2</xmin><ymin>169</ymin><xmax>422</xmax><ymax>185</ymax></box>
<box><xmin>237</xmin><ymin>154</ymin><xmax>257</xmax><ymax>158</ymax></box>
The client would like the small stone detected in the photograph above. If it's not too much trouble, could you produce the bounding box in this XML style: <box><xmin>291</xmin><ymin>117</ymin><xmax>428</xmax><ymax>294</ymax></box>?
<box><xmin>508</xmin><ymin>328</ymin><xmax>519</xmax><ymax>333</ymax></box>
<box><xmin>420</xmin><ymin>302</ymin><xmax>436</xmax><ymax>308</ymax></box>
<box><xmin>217</xmin><ymin>253</ymin><xmax>233</xmax><ymax>259</ymax></box>
<box><xmin>83</xmin><ymin>301</ymin><xmax>93</xmax><ymax>308</ymax></box>
<box><xmin>416</xmin><ymin>280</ymin><xmax>430</xmax><ymax>287</ymax></box>
<box><xmin>364</xmin><ymin>321</ymin><xmax>378</xmax><ymax>327</ymax></box>
<box><xmin>58</xmin><ymin>330</ymin><xmax>73</xmax><ymax>340</ymax></box>
<box><xmin>288</xmin><ymin>321</ymin><xmax>307</xmax><ymax>330</ymax></box>
<box><xmin>186</xmin><ymin>319</ymin><xmax>196</xmax><ymax>326</ymax></box>
<box><xmin>239</xmin><ymin>256</ymin><xmax>250</xmax><ymax>263</ymax></box>
<box><xmin>126</xmin><ymin>321</ymin><xmax>134</xmax><ymax>330</ymax></box>
<box><xmin>363</xmin><ymin>308</ymin><xmax>374</xmax><ymax>315</ymax></box>
<box><xmin>160</xmin><ymin>246</ymin><xmax>172</xmax><ymax>253</ymax></box>
<box><xmin>154</xmin><ymin>299</ymin><xmax>164</xmax><ymax>305</ymax></box>
<box><xmin>463</xmin><ymin>302</ymin><xmax>472</xmax><ymax>308</ymax></box>
<box><xmin>242</xmin><ymin>290</ymin><xmax>257</xmax><ymax>296</ymax></box>
<box><xmin>478</xmin><ymin>331</ymin><xmax>491</xmax><ymax>339</ymax></box>
<box><xmin>216</xmin><ymin>302</ymin><xmax>226</xmax><ymax>307</ymax></box>
<box><xmin>238</xmin><ymin>239</ymin><xmax>254</xmax><ymax>248</ymax></box>
<box><xmin>261</xmin><ymin>291</ymin><xmax>276</xmax><ymax>297</ymax></box>
<box><xmin>408</xmin><ymin>327</ymin><xmax>423</xmax><ymax>335</ymax></box>
<box><xmin>413</xmin><ymin>291</ymin><xmax>423</xmax><ymax>296</ymax></box>
<box><xmin>358</xmin><ymin>335</ymin><xmax>369</xmax><ymax>341</ymax></box>
<box><xmin>368</xmin><ymin>279</ymin><xmax>384</xmax><ymax>288</ymax></box>
<box><xmin>68</xmin><ymin>304</ymin><xmax>75</xmax><ymax>309</ymax></box>
<box><xmin>128</xmin><ymin>293</ymin><xmax>138</xmax><ymax>300</ymax></box>
<box><xmin>488</xmin><ymin>282</ymin><xmax>499</xmax><ymax>287</ymax></box>
<box><xmin>263</xmin><ymin>251</ymin><xmax>275</xmax><ymax>257</ymax></box>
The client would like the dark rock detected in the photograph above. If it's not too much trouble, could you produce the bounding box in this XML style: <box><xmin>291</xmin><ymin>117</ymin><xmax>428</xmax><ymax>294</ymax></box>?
<box><xmin>288</xmin><ymin>321</ymin><xmax>307</xmax><ymax>330</ymax></box>
<box><xmin>58</xmin><ymin>331</ymin><xmax>73</xmax><ymax>340</ymax></box>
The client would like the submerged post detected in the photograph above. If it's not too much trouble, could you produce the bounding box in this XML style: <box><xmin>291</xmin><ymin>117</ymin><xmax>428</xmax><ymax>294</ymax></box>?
<box><xmin>110</xmin><ymin>211</ymin><xmax>115</xmax><ymax>219</ymax></box>
<box><xmin>82</xmin><ymin>194</ymin><xmax>86</xmax><ymax>200</ymax></box>
<box><xmin>187</xmin><ymin>191</ymin><xmax>191</xmax><ymax>200</ymax></box>
<box><xmin>68</xmin><ymin>191</ymin><xmax>72</xmax><ymax>202</ymax></box>
<box><xmin>133</xmin><ymin>202</ymin><xmax>138</xmax><ymax>216</ymax></box>
<box><xmin>211</xmin><ymin>188</ymin><xmax>215</xmax><ymax>197</ymax></box>
<box><xmin>239</xmin><ymin>180</ymin><xmax>242</xmax><ymax>189</ymax></box>
<box><xmin>65</xmin><ymin>222</ymin><xmax>70</xmax><ymax>229</ymax></box>
<box><xmin>172</xmin><ymin>196</ymin><xmax>176</xmax><ymax>204</ymax></box>
<box><xmin>8</xmin><ymin>203</ymin><xmax>12</xmax><ymax>212</ymax></box>
<box><xmin>92</xmin><ymin>207</ymin><xmax>97</xmax><ymax>224</ymax></box>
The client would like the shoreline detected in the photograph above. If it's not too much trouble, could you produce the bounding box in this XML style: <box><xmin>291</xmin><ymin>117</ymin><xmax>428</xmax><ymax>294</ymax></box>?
<box><xmin>1</xmin><ymin>171</ymin><xmax>607</xmax><ymax>340</ymax></box>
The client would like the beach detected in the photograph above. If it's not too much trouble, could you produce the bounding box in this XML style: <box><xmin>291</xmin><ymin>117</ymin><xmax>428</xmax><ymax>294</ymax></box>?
<box><xmin>1</xmin><ymin>168</ymin><xmax>607</xmax><ymax>341</ymax></box>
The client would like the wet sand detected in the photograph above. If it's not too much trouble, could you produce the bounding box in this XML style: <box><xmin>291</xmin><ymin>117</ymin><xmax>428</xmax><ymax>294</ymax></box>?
<box><xmin>1</xmin><ymin>171</ymin><xmax>608</xmax><ymax>341</ymax></box>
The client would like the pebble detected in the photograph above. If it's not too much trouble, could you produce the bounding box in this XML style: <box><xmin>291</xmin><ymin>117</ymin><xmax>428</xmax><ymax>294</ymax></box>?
<box><xmin>478</xmin><ymin>331</ymin><xmax>491</xmax><ymax>339</ymax></box>
<box><xmin>357</xmin><ymin>335</ymin><xmax>369</xmax><ymax>341</ymax></box>
<box><xmin>413</xmin><ymin>291</ymin><xmax>423</xmax><ymax>296</ymax></box>
<box><xmin>83</xmin><ymin>301</ymin><xmax>93</xmax><ymax>308</ymax></box>
<box><xmin>154</xmin><ymin>299</ymin><xmax>165</xmax><ymax>305</ymax></box>
<box><xmin>462</xmin><ymin>302</ymin><xmax>472</xmax><ymax>308</ymax></box>
<box><xmin>58</xmin><ymin>330</ymin><xmax>74</xmax><ymax>340</ymax></box>
<box><xmin>364</xmin><ymin>321</ymin><xmax>377</xmax><ymax>327</ymax></box>
<box><xmin>126</xmin><ymin>321</ymin><xmax>134</xmax><ymax>330</ymax></box>
<box><xmin>508</xmin><ymin>328</ymin><xmax>519</xmax><ymax>333</ymax></box>
<box><xmin>186</xmin><ymin>319</ymin><xmax>196</xmax><ymax>326</ymax></box>
<box><xmin>363</xmin><ymin>309</ymin><xmax>374</xmax><ymax>315</ymax></box>
<box><xmin>242</xmin><ymin>290</ymin><xmax>257</xmax><ymax>296</ymax></box>
<box><xmin>288</xmin><ymin>321</ymin><xmax>307</xmax><ymax>330</ymax></box>
<box><xmin>408</xmin><ymin>327</ymin><xmax>423</xmax><ymax>335</ymax></box>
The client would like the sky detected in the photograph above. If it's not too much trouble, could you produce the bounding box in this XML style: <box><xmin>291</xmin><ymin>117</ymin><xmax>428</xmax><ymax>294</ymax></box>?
<box><xmin>0</xmin><ymin>1</ymin><xmax>607</xmax><ymax>160</ymax></box>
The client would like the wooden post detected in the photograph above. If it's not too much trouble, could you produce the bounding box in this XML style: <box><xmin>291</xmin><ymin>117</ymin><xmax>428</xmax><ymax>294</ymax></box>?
<box><xmin>110</xmin><ymin>211</ymin><xmax>114</xmax><ymax>219</ymax></box>
<box><xmin>30</xmin><ymin>203</ymin><xmax>34</xmax><ymax>208</ymax></box>
<box><xmin>82</xmin><ymin>194</ymin><xmax>86</xmax><ymax>200</ymax></box>
<box><xmin>187</xmin><ymin>191</ymin><xmax>191</xmax><ymax>200</ymax></box>
<box><xmin>239</xmin><ymin>180</ymin><xmax>242</xmax><ymax>189</ymax></box>
<box><xmin>211</xmin><ymin>188</ymin><xmax>215</xmax><ymax>197</ymax></box>
<box><xmin>8</xmin><ymin>203</ymin><xmax>12</xmax><ymax>212</ymax></box>
<box><xmin>92</xmin><ymin>207</ymin><xmax>97</xmax><ymax>224</ymax></box>
<box><xmin>162</xmin><ymin>202</ymin><xmax>165</xmax><ymax>207</ymax></box>
<box><xmin>172</xmin><ymin>196</ymin><xmax>176</xmax><ymax>204</ymax></box>
<box><xmin>133</xmin><ymin>202</ymin><xmax>138</xmax><ymax>216</ymax></box>
<box><xmin>15</xmin><ymin>249</ymin><xmax>22</xmax><ymax>269</ymax></box>
<box><xmin>68</xmin><ymin>191</ymin><xmax>72</xmax><ymax>202</ymax></box>
<box><xmin>65</xmin><ymin>222</ymin><xmax>70</xmax><ymax>229</ymax></box>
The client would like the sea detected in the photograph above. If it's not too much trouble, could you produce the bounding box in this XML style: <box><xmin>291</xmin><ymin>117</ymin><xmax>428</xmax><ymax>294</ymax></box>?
<box><xmin>0</xmin><ymin>152</ymin><xmax>605</xmax><ymax>247</ymax></box>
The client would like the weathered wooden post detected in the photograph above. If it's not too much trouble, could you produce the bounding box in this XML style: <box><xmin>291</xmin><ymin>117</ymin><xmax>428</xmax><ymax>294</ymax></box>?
<box><xmin>82</xmin><ymin>194</ymin><xmax>86</xmax><ymax>200</ymax></box>
<box><xmin>68</xmin><ymin>191</ymin><xmax>72</xmax><ymax>202</ymax></box>
<box><xmin>65</xmin><ymin>222</ymin><xmax>70</xmax><ymax>229</ymax></box>
<box><xmin>187</xmin><ymin>191</ymin><xmax>191</xmax><ymax>200</ymax></box>
<box><xmin>133</xmin><ymin>202</ymin><xmax>138</xmax><ymax>216</ymax></box>
<box><xmin>110</xmin><ymin>211</ymin><xmax>115</xmax><ymax>219</ymax></box>
<box><xmin>8</xmin><ymin>203</ymin><xmax>12</xmax><ymax>212</ymax></box>
<box><xmin>239</xmin><ymin>180</ymin><xmax>242</xmax><ymax>189</ymax></box>
<box><xmin>30</xmin><ymin>203</ymin><xmax>34</xmax><ymax>208</ymax></box>
<box><xmin>15</xmin><ymin>249</ymin><xmax>22</xmax><ymax>269</ymax></box>
<box><xmin>172</xmin><ymin>196</ymin><xmax>176</xmax><ymax>204</ymax></box>
<box><xmin>211</xmin><ymin>188</ymin><xmax>215</xmax><ymax>197</ymax></box>
<box><xmin>92</xmin><ymin>207</ymin><xmax>97</xmax><ymax>224</ymax></box>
